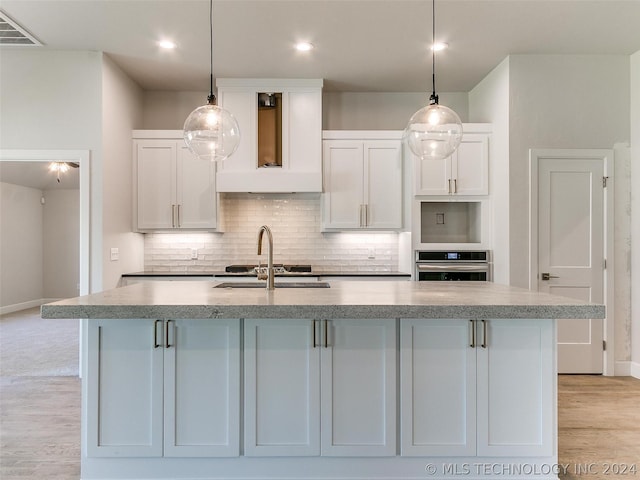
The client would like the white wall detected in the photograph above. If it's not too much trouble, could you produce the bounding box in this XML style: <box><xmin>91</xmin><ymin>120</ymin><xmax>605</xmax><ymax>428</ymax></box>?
<box><xmin>507</xmin><ymin>55</ymin><xmax>631</xmax><ymax>288</ymax></box>
<box><xmin>142</xmin><ymin>91</ymin><xmax>205</xmax><ymax>130</ymax></box>
<box><xmin>139</xmin><ymin>90</ymin><xmax>469</xmax><ymax>130</ymax></box>
<box><xmin>0</xmin><ymin>183</ymin><xmax>43</xmax><ymax>308</ymax></box>
<box><xmin>101</xmin><ymin>55</ymin><xmax>145</xmax><ymax>289</ymax></box>
<box><xmin>468</xmin><ymin>58</ymin><xmax>510</xmax><ymax>285</ymax></box>
<box><xmin>43</xmin><ymin>189</ymin><xmax>79</xmax><ymax>299</ymax></box>
<box><xmin>0</xmin><ymin>49</ymin><xmax>104</xmax><ymax>292</ymax></box>
<box><xmin>631</xmin><ymin>50</ymin><xmax>640</xmax><ymax>378</ymax></box>
<box><xmin>323</xmin><ymin>92</ymin><xmax>469</xmax><ymax>130</ymax></box>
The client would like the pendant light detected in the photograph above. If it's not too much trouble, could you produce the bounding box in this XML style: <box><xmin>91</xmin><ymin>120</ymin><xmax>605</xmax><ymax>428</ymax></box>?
<box><xmin>183</xmin><ymin>0</ymin><xmax>240</xmax><ymax>161</ymax></box>
<box><xmin>404</xmin><ymin>0</ymin><xmax>462</xmax><ymax>161</ymax></box>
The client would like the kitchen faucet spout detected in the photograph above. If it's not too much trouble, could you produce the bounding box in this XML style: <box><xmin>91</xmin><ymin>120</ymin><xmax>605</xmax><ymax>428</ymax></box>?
<box><xmin>257</xmin><ymin>225</ymin><xmax>275</xmax><ymax>290</ymax></box>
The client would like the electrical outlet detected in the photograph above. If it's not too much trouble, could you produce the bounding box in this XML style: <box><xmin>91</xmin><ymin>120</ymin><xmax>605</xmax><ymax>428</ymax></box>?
<box><xmin>191</xmin><ymin>249</ymin><xmax>198</xmax><ymax>260</ymax></box>
<box><xmin>367</xmin><ymin>248</ymin><xmax>375</xmax><ymax>259</ymax></box>
<box><xmin>110</xmin><ymin>247</ymin><xmax>119</xmax><ymax>261</ymax></box>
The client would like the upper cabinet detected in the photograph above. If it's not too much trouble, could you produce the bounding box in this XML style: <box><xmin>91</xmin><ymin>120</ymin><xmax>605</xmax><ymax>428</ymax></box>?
<box><xmin>216</xmin><ymin>79</ymin><xmax>323</xmax><ymax>193</ymax></box>
<box><xmin>322</xmin><ymin>131</ymin><xmax>403</xmax><ymax>230</ymax></box>
<box><xmin>133</xmin><ymin>131</ymin><xmax>218</xmax><ymax>232</ymax></box>
<box><xmin>414</xmin><ymin>125</ymin><xmax>491</xmax><ymax>196</ymax></box>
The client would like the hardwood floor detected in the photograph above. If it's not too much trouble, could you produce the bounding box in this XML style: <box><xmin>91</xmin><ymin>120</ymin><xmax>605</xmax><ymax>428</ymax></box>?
<box><xmin>558</xmin><ymin>375</ymin><xmax>640</xmax><ymax>479</ymax></box>
<box><xmin>1</xmin><ymin>308</ymin><xmax>639</xmax><ymax>479</ymax></box>
<box><xmin>0</xmin><ymin>308</ymin><xmax>80</xmax><ymax>480</ymax></box>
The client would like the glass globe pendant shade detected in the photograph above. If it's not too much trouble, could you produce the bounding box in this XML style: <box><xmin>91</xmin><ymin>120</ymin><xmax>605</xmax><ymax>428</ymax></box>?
<box><xmin>183</xmin><ymin>102</ymin><xmax>241</xmax><ymax>162</ymax></box>
<box><xmin>404</xmin><ymin>103</ymin><xmax>463</xmax><ymax>160</ymax></box>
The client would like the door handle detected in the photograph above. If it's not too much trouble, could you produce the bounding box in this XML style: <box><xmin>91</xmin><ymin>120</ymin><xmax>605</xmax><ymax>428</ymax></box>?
<box><xmin>541</xmin><ymin>272</ymin><xmax>560</xmax><ymax>281</ymax></box>
<box><xmin>469</xmin><ymin>320</ymin><xmax>476</xmax><ymax>348</ymax></box>
<box><xmin>165</xmin><ymin>320</ymin><xmax>174</xmax><ymax>348</ymax></box>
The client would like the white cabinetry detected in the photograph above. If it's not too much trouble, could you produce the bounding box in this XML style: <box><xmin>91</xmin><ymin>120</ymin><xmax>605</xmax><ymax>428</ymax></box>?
<box><xmin>322</xmin><ymin>132</ymin><xmax>403</xmax><ymax>230</ymax></box>
<box><xmin>400</xmin><ymin>318</ymin><xmax>554</xmax><ymax>457</ymax></box>
<box><xmin>244</xmin><ymin>318</ymin><xmax>396</xmax><ymax>457</ymax></box>
<box><xmin>134</xmin><ymin>132</ymin><xmax>218</xmax><ymax>231</ymax></box>
<box><xmin>414</xmin><ymin>131</ymin><xmax>489</xmax><ymax>196</ymax></box>
<box><xmin>216</xmin><ymin>79</ymin><xmax>323</xmax><ymax>192</ymax></box>
<box><xmin>87</xmin><ymin>319</ymin><xmax>240</xmax><ymax>458</ymax></box>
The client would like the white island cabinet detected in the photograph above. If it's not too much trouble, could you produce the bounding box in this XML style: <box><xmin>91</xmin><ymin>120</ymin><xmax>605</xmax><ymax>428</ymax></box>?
<box><xmin>42</xmin><ymin>281</ymin><xmax>604</xmax><ymax>480</ymax></box>
<box><xmin>87</xmin><ymin>318</ymin><xmax>240</xmax><ymax>458</ymax></box>
<box><xmin>401</xmin><ymin>319</ymin><xmax>553</xmax><ymax>457</ymax></box>
<box><xmin>244</xmin><ymin>318</ymin><xmax>396</xmax><ymax>457</ymax></box>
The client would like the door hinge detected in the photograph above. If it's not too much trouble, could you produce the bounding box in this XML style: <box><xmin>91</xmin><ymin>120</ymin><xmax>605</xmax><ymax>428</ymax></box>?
<box><xmin>604</xmin><ymin>258</ymin><xmax>607</xmax><ymax>269</ymax></box>
<box><xmin>603</xmin><ymin>340</ymin><xmax>606</xmax><ymax>351</ymax></box>
<box><xmin>603</xmin><ymin>176</ymin><xmax>608</xmax><ymax>188</ymax></box>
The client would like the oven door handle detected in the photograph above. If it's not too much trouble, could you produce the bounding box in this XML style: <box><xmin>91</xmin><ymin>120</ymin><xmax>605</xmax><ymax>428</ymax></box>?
<box><xmin>416</xmin><ymin>264</ymin><xmax>489</xmax><ymax>272</ymax></box>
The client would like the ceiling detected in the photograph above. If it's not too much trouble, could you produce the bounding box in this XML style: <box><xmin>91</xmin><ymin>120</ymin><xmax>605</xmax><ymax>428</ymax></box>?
<box><xmin>1</xmin><ymin>0</ymin><xmax>639</xmax><ymax>93</ymax></box>
<box><xmin>0</xmin><ymin>162</ymin><xmax>80</xmax><ymax>190</ymax></box>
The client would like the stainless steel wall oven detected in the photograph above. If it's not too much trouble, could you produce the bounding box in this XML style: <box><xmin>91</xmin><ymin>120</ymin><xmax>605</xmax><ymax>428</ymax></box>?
<box><xmin>415</xmin><ymin>250</ymin><xmax>491</xmax><ymax>281</ymax></box>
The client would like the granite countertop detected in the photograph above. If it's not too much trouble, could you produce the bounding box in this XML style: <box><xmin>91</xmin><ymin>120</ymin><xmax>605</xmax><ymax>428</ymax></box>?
<box><xmin>41</xmin><ymin>280</ymin><xmax>604</xmax><ymax>320</ymax></box>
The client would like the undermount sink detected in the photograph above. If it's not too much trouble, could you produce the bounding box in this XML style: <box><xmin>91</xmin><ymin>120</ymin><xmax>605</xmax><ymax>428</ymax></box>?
<box><xmin>215</xmin><ymin>282</ymin><xmax>330</xmax><ymax>289</ymax></box>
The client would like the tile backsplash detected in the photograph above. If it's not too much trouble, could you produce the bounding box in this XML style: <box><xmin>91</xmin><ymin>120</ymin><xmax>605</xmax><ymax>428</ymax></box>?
<box><xmin>144</xmin><ymin>193</ymin><xmax>402</xmax><ymax>273</ymax></box>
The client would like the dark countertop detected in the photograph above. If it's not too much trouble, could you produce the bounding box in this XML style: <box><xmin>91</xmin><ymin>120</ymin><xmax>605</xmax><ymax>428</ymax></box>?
<box><xmin>121</xmin><ymin>271</ymin><xmax>411</xmax><ymax>278</ymax></box>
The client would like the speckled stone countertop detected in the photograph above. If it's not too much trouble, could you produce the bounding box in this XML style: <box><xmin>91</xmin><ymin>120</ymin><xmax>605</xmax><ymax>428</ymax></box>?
<box><xmin>41</xmin><ymin>281</ymin><xmax>604</xmax><ymax>320</ymax></box>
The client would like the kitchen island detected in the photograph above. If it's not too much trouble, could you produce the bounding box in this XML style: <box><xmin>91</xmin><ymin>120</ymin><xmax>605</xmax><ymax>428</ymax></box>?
<box><xmin>42</xmin><ymin>281</ymin><xmax>604</xmax><ymax>480</ymax></box>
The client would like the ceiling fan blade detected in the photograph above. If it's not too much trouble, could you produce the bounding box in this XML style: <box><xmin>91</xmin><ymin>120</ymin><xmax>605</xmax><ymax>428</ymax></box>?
<box><xmin>66</xmin><ymin>162</ymin><xmax>80</xmax><ymax>168</ymax></box>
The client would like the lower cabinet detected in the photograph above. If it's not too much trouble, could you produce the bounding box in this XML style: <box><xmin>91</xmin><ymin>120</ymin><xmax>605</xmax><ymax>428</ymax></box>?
<box><xmin>243</xmin><ymin>318</ymin><xmax>397</xmax><ymax>457</ymax></box>
<box><xmin>400</xmin><ymin>318</ymin><xmax>554</xmax><ymax>457</ymax></box>
<box><xmin>85</xmin><ymin>316</ymin><xmax>555</xmax><ymax>476</ymax></box>
<box><xmin>86</xmin><ymin>319</ymin><xmax>240</xmax><ymax>457</ymax></box>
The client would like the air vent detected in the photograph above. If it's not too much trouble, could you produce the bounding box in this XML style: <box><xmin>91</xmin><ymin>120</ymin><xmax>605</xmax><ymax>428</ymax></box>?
<box><xmin>0</xmin><ymin>11</ymin><xmax>41</xmax><ymax>46</ymax></box>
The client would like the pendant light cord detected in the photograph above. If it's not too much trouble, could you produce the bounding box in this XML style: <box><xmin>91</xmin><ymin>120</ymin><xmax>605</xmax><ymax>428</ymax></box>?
<box><xmin>207</xmin><ymin>0</ymin><xmax>216</xmax><ymax>105</ymax></box>
<box><xmin>430</xmin><ymin>0</ymin><xmax>439</xmax><ymax>105</ymax></box>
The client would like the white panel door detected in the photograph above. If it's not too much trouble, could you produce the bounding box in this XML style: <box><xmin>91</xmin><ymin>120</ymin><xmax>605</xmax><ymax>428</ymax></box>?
<box><xmin>400</xmin><ymin>319</ymin><xmax>476</xmax><ymax>456</ymax></box>
<box><xmin>87</xmin><ymin>319</ymin><xmax>163</xmax><ymax>457</ymax></box>
<box><xmin>323</xmin><ymin>141</ymin><xmax>364</xmax><ymax>228</ymax></box>
<box><xmin>320</xmin><ymin>319</ymin><xmax>396</xmax><ymax>456</ymax></box>
<box><xmin>164</xmin><ymin>319</ymin><xmax>240</xmax><ymax>457</ymax></box>
<box><xmin>136</xmin><ymin>140</ymin><xmax>176</xmax><ymax>229</ymax></box>
<box><xmin>476</xmin><ymin>319</ymin><xmax>554</xmax><ymax>457</ymax></box>
<box><xmin>176</xmin><ymin>145</ymin><xmax>217</xmax><ymax>229</ymax></box>
<box><xmin>537</xmin><ymin>154</ymin><xmax>605</xmax><ymax>373</ymax></box>
<box><xmin>244</xmin><ymin>319</ymin><xmax>320</xmax><ymax>456</ymax></box>
<box><xmin>364</xmin><ymin>141</ymin><xmax>403</xmax><ymax>229</ymax></box>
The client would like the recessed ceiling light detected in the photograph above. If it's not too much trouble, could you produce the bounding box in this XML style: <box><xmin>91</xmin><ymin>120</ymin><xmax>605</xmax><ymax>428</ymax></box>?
<box><xmin>295</xmin><ymin>42</ymin><xmax>314</xmax><ymax>52</ymax></box>
<box><xmin>158</xmin><ymin>40</ymin><xmax>177</xmax><ymax>50</ymax></box>
<box><xmin>430</xmin><ymin>42</ymin><xmax>448</xmax><ymax>52</ymax></box>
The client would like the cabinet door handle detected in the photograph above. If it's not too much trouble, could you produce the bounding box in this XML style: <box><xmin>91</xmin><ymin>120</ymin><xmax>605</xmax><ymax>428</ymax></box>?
<box><xmin>154</xmin><ymin>320</ymin><xmax>161</xmax><ymax>348</ymax></box>
<box><xmin>177</xmin><ymin>205</ymin><xmax>181</xmax><ymax>228</ymax></box>
<box><xmin>359</xmin><ymin>205</ymin><xmax>364</xmax><ymax>227</ymax></box>
<box><xmin>365</xmin><ymin>204</ymin><xmax>369</xmax><ymax>227</ymax></box>
<box><xmin>171</xmin><ymin>205</ymin><xmax>175</xmax><ymax>228</ymax></box>
<box><xmin>324</xmin><ymin>320</ymin><xmax>329</xmax><ymax>348</ymax></box>
<box><xmin>453</xmin><ymin>179</ymin><xmax>458</xmax><ymax>194</ymax></box>
<box><xmin>448</xmin><ymin>179</ymin><xmax>452</xmax><ymax>194</ymax></box>
<box><xmin>165</xmin><ymin>320</ymin><xmax>173</xmax><ymax>348</ymax></box>
<box><xmin>481</xmin><ymin>320</ymin><xmax>487</xmax><ymax>348</ymax></box>
<box><xmin>469</xmin><ymin>320</ymin><xmax>476</xmax><ymax>348</ymax></box>
<box><xmin>312</xmin><ymin>320</ymin><xmax>318</xmax><ymax>348</ymax></box>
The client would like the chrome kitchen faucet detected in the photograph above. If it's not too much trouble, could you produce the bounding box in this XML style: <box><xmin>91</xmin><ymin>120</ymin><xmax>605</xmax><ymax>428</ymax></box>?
<box><xmin>256</xmin><ymin>225</ymin><xmax>275</xmax><ymax>290</ymax></box>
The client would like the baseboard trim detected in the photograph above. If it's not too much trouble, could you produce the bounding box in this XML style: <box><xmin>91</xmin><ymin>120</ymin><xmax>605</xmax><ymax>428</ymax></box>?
<box><xmin>0</xmin><ymin>298</ymin><xmax>64</xmax><ymax>315</ymax></box>
<box><xmin>0</xmin><ymin>299</ymin><xmax>44</xmax><ymax>315</ymax></box>
<box><xmin>630</xmin><ymin>361</ymin><xmax>640</xmax><ymax>380</ymax></box>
